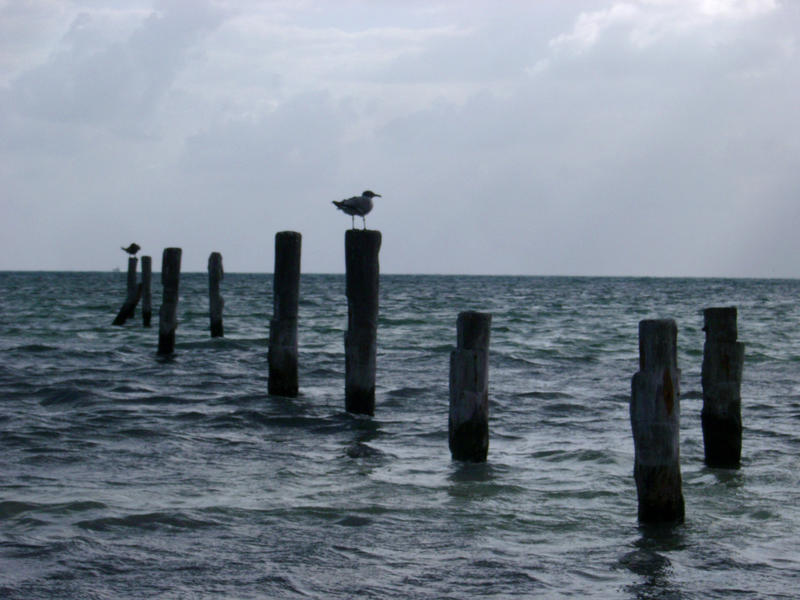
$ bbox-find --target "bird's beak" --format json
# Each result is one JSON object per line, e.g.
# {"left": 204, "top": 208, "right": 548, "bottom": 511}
{"left": 375, "top": 194, "right": 382, "bottom": 197}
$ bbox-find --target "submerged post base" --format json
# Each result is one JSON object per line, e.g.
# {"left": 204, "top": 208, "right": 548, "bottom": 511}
{"left": 701, "top": 412, "right": 742, "bottom": 468}
{"left": 269, "top": 318, "right": 298, "bottom": 397}
{"left": 157, "top": 331, "right": 175, "bottom": 356}
{"left": 449, "top": 414, "right": 489, "bottom": 462}
{"left": 634, "top": 463, "right": 685, "bottom": 523}
{"left": 345, "top": 387, "right": 375, "bottom": 416}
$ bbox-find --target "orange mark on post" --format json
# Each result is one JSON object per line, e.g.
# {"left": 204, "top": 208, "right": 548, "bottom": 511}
{"left": 662, "top": 368, "right": 674, "bottom": 415}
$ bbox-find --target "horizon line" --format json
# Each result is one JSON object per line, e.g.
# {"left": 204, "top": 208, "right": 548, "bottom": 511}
{"left": 0, "top": 269, "right": 798, "bottom": 281}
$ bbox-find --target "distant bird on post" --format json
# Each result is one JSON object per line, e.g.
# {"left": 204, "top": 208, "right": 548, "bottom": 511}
{"left": 122, "top": 243, "right": 141, "bottom": 256}
{"left": 333, "top": 190, "right": 382, "bottom": 230}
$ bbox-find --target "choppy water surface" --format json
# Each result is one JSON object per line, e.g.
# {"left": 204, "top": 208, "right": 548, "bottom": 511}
{"left": 1, "top": 272, "right": 799, "bottom": 598}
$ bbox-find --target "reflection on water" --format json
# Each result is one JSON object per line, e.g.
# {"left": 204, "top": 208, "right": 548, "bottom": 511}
{"left": 622, "top": 524, "right": 686, "bottom": 599}
{"left": 448, "top": 461, "right": 498, "bottom": 484}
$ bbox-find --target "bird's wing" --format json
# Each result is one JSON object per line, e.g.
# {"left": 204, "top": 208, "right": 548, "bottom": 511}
{"left": 344, "top": 196, "right": 370, "bottom": 215}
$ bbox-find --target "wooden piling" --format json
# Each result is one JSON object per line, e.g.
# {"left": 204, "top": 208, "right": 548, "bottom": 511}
{"left": 157, "top": 248, "right": 182, "bottom": 356}
{"left": 268, "top": 232, "right": 301, "bottom": 397}
{"left": 208, "top": 252, "right": 224, "bottom": 338}
{"left": 702, "top": 307, "right": 745, "bottom": 468}
{"left": 142, "top": 256, "right": 152, "bottom": 327}
{"left": 449, "top": 311, "right": 491, "bottom": 462}
{"left": 344, "top": 229, "right": 381, "bottom": 415}
{"left": 630, "top": 319, "right": 684, "bottom": 523}
{"left": 112, "top": 257, "right": 140, "bottom": 326}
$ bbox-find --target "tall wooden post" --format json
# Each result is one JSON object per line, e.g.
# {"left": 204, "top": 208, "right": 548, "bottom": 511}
{"left": 112, "top": 256, "right": 141, "bottom": 326}
{"left": 630, "top": 319, "right": 684, "bottom": 523}
{"left": 268, "top": 232, "right": 301, "bottom": 397}
{"left": 702, "top": 307, "right": 745, "bottom": 468}
{"left": 157, "top": 248, "right": 182, "bottom": 356}
{"left": 141, "top": 256, "right": 152, "bottom": 327}
{"left": 208, "top": 252, "right": 224, "bottom": 338}
{"left": 449, "top": 311, "right": 491, "bottom": 462}
{"left": 126, "top": 256, "right": 137, "bottom": 301}
{"left": 344, "top": 229, "right": 381, "bottom": 415}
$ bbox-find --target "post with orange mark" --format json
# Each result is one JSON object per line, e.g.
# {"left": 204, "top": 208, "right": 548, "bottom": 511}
{"left": 449, "top": 311, "right": 491, "bottom": 462}
{"left": 630, "top": 319, "right": 684, "bottom": 523}
{"left": 702, "top": 307, "right": 744, "bottom": 468}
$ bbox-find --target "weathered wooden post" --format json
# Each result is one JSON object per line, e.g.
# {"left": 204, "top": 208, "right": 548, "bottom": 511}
{"left": 268, "top": 232, "right": 301, "bottom": 397}
{"left": 630, "top": 319, "right": 684, "bottom": 523}
{"left": 112, "top": 256, "right": 141, "bottom": 325}
{"left": 344, "top": 229, "right": 381, "bottom": 415}
{"left": 702, "top": 307, "right": 745, "bottom": 468}
{"left": 449, "top": 311, "right": 491, "bottom": 462}
{"left": 208, "top": 252, "right": 224, "bottom": 337}
{"left": 157, "top": 248, "right": 182, "bottom": 356}
{"left": 141, "top": 256, "right": 152, "bottom": 327}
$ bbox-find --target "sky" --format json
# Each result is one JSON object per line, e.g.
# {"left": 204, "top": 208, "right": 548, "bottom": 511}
{"left": 1, "top": 0, "right": 799, "bottom": 276}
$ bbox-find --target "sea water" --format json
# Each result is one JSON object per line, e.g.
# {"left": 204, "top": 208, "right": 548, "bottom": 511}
{"left": 1, "top": 272, "right": 799, "bottom": 598}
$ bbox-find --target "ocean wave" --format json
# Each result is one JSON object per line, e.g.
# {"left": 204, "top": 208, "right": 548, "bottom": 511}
{"left": 514, "top": 390, "right": 575, "bottom": 400}
{"left": 0, "top": 500, "right": 107, "bottom": 519}
{"left": 9, "top": 344, "right": 58, "bottom": 353}
{"left": 75, "top": 511, "right": 219, "bottom": 532}
{"left": 175, "top": 338, "right": 253, "bottom": 351}
{"left": 208, "top": 409, "right": 341, "bottom": 433}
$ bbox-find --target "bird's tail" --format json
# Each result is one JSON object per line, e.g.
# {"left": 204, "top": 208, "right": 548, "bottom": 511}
{"left": 332, "top": 200, "right": 343, "bottom": 209}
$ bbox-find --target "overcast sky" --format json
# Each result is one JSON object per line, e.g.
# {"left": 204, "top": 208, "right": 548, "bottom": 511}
{"left": 2, "top": 0, "right": 798, "bottom": 276}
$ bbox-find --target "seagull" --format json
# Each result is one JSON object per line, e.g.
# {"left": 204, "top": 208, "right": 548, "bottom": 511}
{"left": 332, "top": 190, "right": 382, "bottom": 230}
{"left": 121, "top": 243, "right": 141, "bottom": 256}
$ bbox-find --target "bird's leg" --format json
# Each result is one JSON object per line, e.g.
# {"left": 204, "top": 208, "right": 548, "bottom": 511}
{"left": 351, "top": 215, "right": 355, "bottom": 229}
{"left": 362, "top": 216, "right": 367, "bottom": 230}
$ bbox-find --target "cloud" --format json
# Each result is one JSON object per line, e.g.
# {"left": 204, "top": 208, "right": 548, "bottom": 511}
{"left": 9, "top": 0, "right": 223, "bottom": 129}
{"left": 550, "top": 0, "right": 778, "bottom": 52}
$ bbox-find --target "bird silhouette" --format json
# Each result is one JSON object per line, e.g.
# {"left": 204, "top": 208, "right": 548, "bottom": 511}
{"left": 121, "top": 243, "right": 140, "bottom": 256}
{"left": 332, "top": 191, "right": 382, "bottom": 229}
